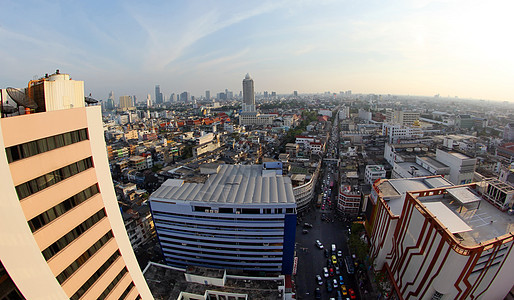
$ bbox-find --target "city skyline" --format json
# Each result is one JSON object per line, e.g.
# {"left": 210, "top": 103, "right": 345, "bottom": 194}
{"left": 1, "top": 0, "right": 514, "bottom": 102}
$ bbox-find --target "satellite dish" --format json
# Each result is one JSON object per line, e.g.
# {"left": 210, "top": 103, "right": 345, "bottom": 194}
{"left": 85, "top": 93, "right": 98, "bottom": 105}
{"left": 1, "top": 104, "right": 18, "bottom": 114}
{"left": 6, "top": 87, "right": 38, "bottom": 109}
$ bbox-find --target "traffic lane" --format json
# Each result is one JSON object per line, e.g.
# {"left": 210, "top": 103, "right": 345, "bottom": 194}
{"left": 295, "top": 210, "right": 325, "bottom": 298}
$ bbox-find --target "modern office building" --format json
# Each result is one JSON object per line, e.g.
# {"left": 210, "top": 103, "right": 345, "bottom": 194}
{"left": 154, "top": 85, "right": 163, "bottom": 104}
{"left": 242, "top": 73, "right": 255, "bottom": 112}
{"left": 205, "top": 90, "right": 210, "bottom": 100}
{"left": 145, "top": 94, "right": 151, "bottom": 108}
{"left": 0, "top": 72, "right": 152, "bottom": 299}
{"left": 366, "top": 176, "right": 514, "bottom": 300}
{"left": 149, "top": 164, "right": 297, "bottom": 275}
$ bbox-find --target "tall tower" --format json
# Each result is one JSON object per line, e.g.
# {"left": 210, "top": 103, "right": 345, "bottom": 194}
{"left": 0, "top": 72, "right": 152, "bottom": 299}
{"left": 205, "top": 90, "right": 210, "bottom": 100}
{"left": 242, "top": 73, "right": 255, "bottom": 112}
{"left": 146, "top": 94, "right": 152, "bottom": 108}
{"left": 154, "top": 85, "right": 162, "bottom": 104}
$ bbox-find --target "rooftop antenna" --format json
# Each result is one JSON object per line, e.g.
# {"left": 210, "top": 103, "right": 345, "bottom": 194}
{"left": 6, "top": 87, "right": 38, "bottom": 114}
{"left": 85, "top": 93, "right": 98, "bottom": 106}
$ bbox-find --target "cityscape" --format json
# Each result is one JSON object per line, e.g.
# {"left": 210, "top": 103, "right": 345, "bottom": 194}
{"left": 1, "top": 1, "right": 514, "bottom": 300}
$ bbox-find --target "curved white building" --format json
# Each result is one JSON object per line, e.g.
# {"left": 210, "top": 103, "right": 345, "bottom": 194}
{"left": 0, "top": 73, "right": 152, "bottom": 299}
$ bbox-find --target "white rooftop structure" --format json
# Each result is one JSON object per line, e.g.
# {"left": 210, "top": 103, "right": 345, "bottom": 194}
{"left": 446, "top": 186, "right": 482, "bottom": 205}
{"left": 423, "top": 202, "right": 472, "bottom": 234}
{"left": 151, "top": 164, "right": 296, "bottom": 205}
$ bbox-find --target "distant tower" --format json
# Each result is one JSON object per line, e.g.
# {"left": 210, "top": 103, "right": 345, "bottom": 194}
{"left": 205, "top": 90, "right": 210, "bottom": 100}
{"left": 242, "top": 73, "right": 255, "bottom": 112}
{"left": 107, "top": 91, "right": 115, "bottom": 109}
{"left": 146, "top": 94, "right": 152, "bottom": 107}
{"left": 155, "top": 85, "right": 163, "bottom": 104}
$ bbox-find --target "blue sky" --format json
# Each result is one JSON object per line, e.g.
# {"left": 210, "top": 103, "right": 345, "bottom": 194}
{"left": 1, "top": 0, "right": 513, "bottom": 101}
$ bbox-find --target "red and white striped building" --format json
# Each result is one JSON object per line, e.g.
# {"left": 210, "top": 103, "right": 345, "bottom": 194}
{"left": 366, "top": 176, "right": 514, "bottom": 300}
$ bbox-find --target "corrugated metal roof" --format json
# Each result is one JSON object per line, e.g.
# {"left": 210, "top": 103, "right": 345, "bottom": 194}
{"left": 150, "top": 165, "right": 296, "bottom": 205}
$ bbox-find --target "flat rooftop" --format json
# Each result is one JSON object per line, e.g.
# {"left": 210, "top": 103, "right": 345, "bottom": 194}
{"left": 448, "top": 151, "right": 471, "bottom": 160}
{"left": 395, "top": 162, "right": 432, "bottom": 177}
{"left": 418, "top": 156, "right": 449, "bottom": 169}
{"left": 375, "top": 178, "right": 514, "bottom": 246}
{"left": 419, "top": 188, "right": 514, "bottom": 246}
{"left": 151, "top": 164, "right": 296, "bottom": 205}
{"left": 144, "top": 263, "right": 283, "bottom": 300}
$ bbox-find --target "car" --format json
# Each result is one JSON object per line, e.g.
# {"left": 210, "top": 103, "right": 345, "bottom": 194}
{"left": 326, "top": 280, "right": 333, "bottom": 292}
{"left": 323, "top": 267, "right": 329, "bottom": 278}
{"left": 337, "top": 250, "right": 343, "bottom": 257}
{"left": 303, "top": 222, "right": 313, "bottom": 228}
{"left": 348, "top": 288, "right": 356, "bottom": 299}
{"left": 338, "top": 275, "right": 344, "bottom": 285}
{"left": 332, "top": 255, "right": 338, "bottom": 265}
{"left": 333, "top": 278, "right": 339, "bottom": 288}
{"left": 316, "top": 275, "right": 323, "bottom": 285}
{"left": 329, "top": 267, "right": 334, "bottom": 276}
{"left": 336, "top": 290, "right": 343, "bottom": 300}
{"left": 335, "top": 266, "right": 340, "bottom": 275}
{"left": 316, "top": 240, "right": 324, "bottom": 249}
{"left": 315, "top": 287, "right": 321, "bottom": 299}
{"left": 341, "top": 285, "right": 347, "bottom": 296}
{"left": 302, "top": 229, "right": 309, "bottom": 234}
{"left": 331, "top": 244, "right": 336, "bottom": 253}
{"left": 324, "top": 248, "right": 329, "bottom": 257}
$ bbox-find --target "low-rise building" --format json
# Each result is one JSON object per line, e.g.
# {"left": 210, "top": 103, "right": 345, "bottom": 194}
{"left": 364, "top": 165, "right": 386, "bottom": 185}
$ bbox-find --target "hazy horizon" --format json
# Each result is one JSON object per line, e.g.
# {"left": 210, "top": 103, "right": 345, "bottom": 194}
{"left": 1, "top": 0, "right": 513, "bottom": 102}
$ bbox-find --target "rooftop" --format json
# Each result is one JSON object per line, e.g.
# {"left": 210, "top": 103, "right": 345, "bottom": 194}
{"left": 150, "top": 164, "right": 296, "bottom": 205}
{"left": 417, "top": 156, "right": 449, "bottom": 169}
{"left": 374, "top": 177, "right": 514, "bottom": 246}
{"left": 144, "top": 263, "right": 283, "bottom": 300}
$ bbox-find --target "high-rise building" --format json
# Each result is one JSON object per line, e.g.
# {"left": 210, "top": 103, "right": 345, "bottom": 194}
{"left": 293, "top": 91, "right": 298, "bottom": 97}
{"left": 119, "top": 95, "right": 133, "bottom": 110}
{"left": 242, "top": 73, "right": 255, "bottom": 112}
{"left": 205, "top": 90, "right": 210, "bottom": 100}
{"left": 106, "top": 91, "right": 115, "bottom": 110}
{"left": 149, "top": 165, "right": 297, "bottom": 275}
{"left": 155, "top": 85, "right": 163, "bottom": 104}
{"left": 0, "top": 72, "right": 152, "bottom": 299}
{"left": 179, "top": 91, "right": 189, "bottom": 102}
{"left": 146, "top": 94, "right": 152, "bottom": 108}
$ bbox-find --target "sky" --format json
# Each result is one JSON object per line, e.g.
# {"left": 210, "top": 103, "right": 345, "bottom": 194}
{"left": 1, "top": 0, "right": 514, "bottom": 102}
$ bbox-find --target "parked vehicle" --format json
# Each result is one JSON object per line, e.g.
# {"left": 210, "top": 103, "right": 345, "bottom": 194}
{"left": 323, "top": 267, "right": 329, "bottom": 278}
{"left": 348, "top": 288, "right": 356, "bottom": 299}
{"left": 315, "top": 287, "right": 321, "bottom": 299}
{"left": 316, "top": 275, "right": 323, "bottom": 285}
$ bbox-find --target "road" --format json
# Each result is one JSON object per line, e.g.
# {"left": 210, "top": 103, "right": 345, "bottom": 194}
{"left": 294, "top": 206, "right": 359, "bottom": 299}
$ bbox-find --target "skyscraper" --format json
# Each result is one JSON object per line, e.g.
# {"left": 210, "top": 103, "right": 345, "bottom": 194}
{"left": 0, "top": 72, "right": 152, "bottom": 299}
{"left": 205, "top": 90, "right": 210, "bottom": 100}
{"left": 242, "top": 73, "right": 255, "bottom": 111}
{"left": 119, "top": 95, "right": 133, "bottom": 110}
{"left": 146, "top": 93, "right": 152, "bottom": 108}
{"left": 179, "top": 91, "right": 189, "bottom": 102}
{"left": 155, "top": 85, "right": 163, "bottom": 104}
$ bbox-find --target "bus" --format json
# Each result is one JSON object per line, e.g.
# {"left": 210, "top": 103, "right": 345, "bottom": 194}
{"left": 330, "top": 181, "right": 334, "bottom": 188}
{"left": 344, "top": 256, "right": 354, "bottom": 274}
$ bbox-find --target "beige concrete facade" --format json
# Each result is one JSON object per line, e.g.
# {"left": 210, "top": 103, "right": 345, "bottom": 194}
{"left": 0, "top": 97, "right": 152, "bottom": 299}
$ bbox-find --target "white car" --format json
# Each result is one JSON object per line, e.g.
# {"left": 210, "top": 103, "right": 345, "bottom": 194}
{"left": 323, "top": 267, "right": 329, "bottom": 278}
{"left": 316, "top": 240, "right": 324, "bottom": 249}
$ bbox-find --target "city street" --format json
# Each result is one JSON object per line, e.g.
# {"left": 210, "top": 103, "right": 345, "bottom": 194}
{"left": 294, "top": 206, "right": 359, "bottom": 299}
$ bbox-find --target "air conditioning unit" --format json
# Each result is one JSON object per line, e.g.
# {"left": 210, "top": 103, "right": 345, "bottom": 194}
{"left": 236, "top": 211, "right": 241, "bottom": 214}
{"left": 209, "top": 210, "right": 214, "bottom": 213}
{"left": 264, "top": 243, "right": 269, "bottom": 246}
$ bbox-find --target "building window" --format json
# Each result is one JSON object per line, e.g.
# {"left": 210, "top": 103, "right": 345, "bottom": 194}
{"left": 6, "top": 128, "right": 89, "bottom": 163}
{"left": 56, "top": 231, "right": 114, "bottom": 284}
{"left": 42, "top": 209, "right": 106, "bottom": 261}
{"left": 15, "top": 157, "right": 93, "bottom": 200}
{"left": 97, "top": 267, "right": 128, "bottom": 300}
{"left": 28, "top": 184, "right": 99, "bottom": 232}
{"left": 118, "top": 282, "right": 135, "bottom": 300}
{"left": 70, "top": 251, "right": 121, "bottom": 300}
